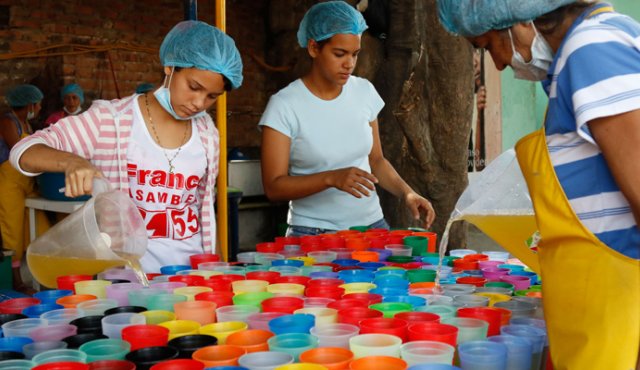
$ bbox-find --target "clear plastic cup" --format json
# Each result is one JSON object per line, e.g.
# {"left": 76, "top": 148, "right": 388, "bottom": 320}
{"left": 30, "top": 324, "right": 77, "bottom": 342}
{"left": 420, "top": 295, "right": 454, "bottom": 306}
{"left": 441, "top": 317, "right": 488, "bottom": 344}
{"left": 22, "top": 341, "right": 68, "bottom": 359}
{"left": 385, "top": 244, "right": 414, "bottom": 257}
{"left": 216, "top": 304, "right": 260, "bottom": 323}
{"left": 147, "top": 294, "right": 187, "bottom": 312}
{"left": 307, "top": 251, "right": 338, "bottom": 264}
{"left": 255, "top": 253, "right": 285, "bottom": 266}
{"left": 140, "top": 310, "right": 176, "bottom": 325}
{"left": 127, "top": 288, "right": 164, "bottom": 308}
{"left": 76, "top": 299, "right": 118, "bottom": 316}
{"left": 79, "top": 338, "right": 130, "bottom": 362}
{"left": 32, "top": 349, "right": 88, "bottom": 365}
{"left": 173, "top": 301, "right": 216, "bottom": 325}
{"left": 349, "top": 333, "right": 402, "bottom": 359}
{"left": 294, "top": 308, "right": 337, "bottom": 327}
{"left": 106, "top": 283, "right": 143, "bottom": 306}
{"left": 173, "top": 287, "right": 212, "bottom": 302}
{"left": 237, "top": 252, "right": 258, "bottom": 264}
{"left": 74, "top": 280, "right": 112, "bottom": 299}
{"left": 40, "top": 309, "right": 82, "bottom": 325}
{"left": 452, "top": 294, "right": 489, "bottom": 308}
{"left": 501, "top": 324, "right": 547, "bottom": 370}
{"left": 198, "top": 261, "right": 230, "bottom": 270}
{"left": 101, "top": 313, "right": 146, "bottom": 339}
{"left": 267, "top": 333, "right": 318, "bottom": 362}
{"left": 157, "top": 320, "right": 201, "bottom": 340}
{"left": 493, "top": 300, "right": 536, "bottom": 319}
{"left": 199, "top": 321, "right": 248, "bottom": 344}
{"left": 488, "top": 335, "right": 533, "bottom": 370}
{"left": 458, "top": 340, "right": 508, "bottom": 370}
{"left": 1, "top": 318, "right": 48, "bottom": 338}
{"left": 484, "top": 251, "right": 509, "bottom": 262}
{"left": 270, "top": 266, "right": 303, "bottom": 276}
{"left": 0, "top": 360, "right": 36, "bottom": 369}
{"left": 400, "top": 341, "right": 455, "bottom": 366}
{"left": 247, "top": 312, "right": 288, "bottom": 331}
{"left": 309, "top": 323, "right": 359, "bottom": 349}
{"left": 238, "top": 350, "right": 294, "bottom": 370}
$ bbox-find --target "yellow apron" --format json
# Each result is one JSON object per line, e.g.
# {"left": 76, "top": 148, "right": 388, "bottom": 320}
{"left": 515, "top": 128, "right": 640, "bottom": 369}
{"left": 0, "top": 130, "right": 49, "bottom": 264}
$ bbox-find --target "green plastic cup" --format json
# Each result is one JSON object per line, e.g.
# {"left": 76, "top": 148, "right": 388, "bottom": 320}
{"left": 386, "top": 256, "right": 414, "bottom": 264}
{"left": 403, "top": 236, "right": 428, "bottom": 257}
{"left": 349, "top": 226, "right": 369, "bottom": 232}
{"left": 369, "top": 302, "right": 412, "bottom": 319}
{"left": 485, "top": 282, "right": 515, "bottom": 291}
{"left": 416, "top": 305, "right": 457, "bottom": 320}
{"left": 147, "top": 294, "right": 187, "bottom": 312}
{"left": 406, "top": 269, "right": 436, "bottom": 283}
{"left": 79, "top": 338, "right": 130, "bottom": 362}
{"left": 232, "top": 292, "right": 275, "bottom": 308}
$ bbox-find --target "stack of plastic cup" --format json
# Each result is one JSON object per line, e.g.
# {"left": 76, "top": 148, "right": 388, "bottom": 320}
{"left": 400, "top": 341, "right": 455, "bottom": 366}
{"left": 216, "top": 305, "right": 260, "bottom": 323}
{"left": 199, "top": 321, "right": 248, "bottom": 344}
{"left": 457, "top": 340, "right": 508, "bottom": 370}
{"left": 349, "top": 333, "right": 402, "bottom": 359}
{"left": 226, "top": 329, "right": 274, "bottom": 353}
{"left": 79, "top": 338, "right": 130, "bottom": 362}
{"left": 238, "top": 351, "right": 294, "bottom": 369}
{"left": 101, "top": 313, "right": 146, "bottom": 339}
{"left": 268, "top": 333, "right": 318, "bottom": 362}
{"left": 488, "top": 335, "right": 533, "bottom": 370}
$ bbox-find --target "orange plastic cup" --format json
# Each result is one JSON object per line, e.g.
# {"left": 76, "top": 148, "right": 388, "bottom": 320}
{"left": 488, "top": 307, "right": 512, "bottom": 326}
{"left": 56, "top": 294, "right": 97, "bottom": 308}
{"left": 412, "top": 232, "right": 437, "bottom": 253}
{"left": 345, "top": 238, "right": 370, "bottom": 251}
{"left": 350, "top": 251, "right": 378, "bottom": 263}
{"left": 348, "top": 356, "right": 406, "bottom": 370}
{"left": 300, "top": 347, "right": 353, "bottom": 370}
{"left": 192, "top": 344, "right": 246, "bottom": 367}
{"left": 225, "top": 329, "right": 274, "bottom": 353}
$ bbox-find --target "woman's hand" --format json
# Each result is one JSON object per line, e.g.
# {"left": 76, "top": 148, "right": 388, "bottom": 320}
{"left": 326, "top": 167, "right": 379, "bottom": 198}
{"left": 64, "top": 156, "right": 104, "bottom": 197}
{"left": 404, "top": 191, "right": 436, "bottom": 229}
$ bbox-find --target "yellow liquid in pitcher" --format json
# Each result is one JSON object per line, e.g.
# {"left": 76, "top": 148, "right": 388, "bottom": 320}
{"left": 27, "top": 253, "right": 125, "bottom": 288}
{"left": 461, "top": 213, "right": 537, "bottom": 251}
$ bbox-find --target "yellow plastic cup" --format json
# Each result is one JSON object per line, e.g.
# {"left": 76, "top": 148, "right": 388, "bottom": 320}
{"left": 74, "top": 280, "right": 112, "bottom": 299}
{"left": 340, "top": 283, "right": 376, "bottom": 295}
{"left": 274, "top": 364, "right": 328, "bottom": 370}
{"left": 173, "top": 286, "right": 213, "bottom": 301}
{"left": 294, "top": 307, "right": 338, "bottom": 327}
{"left": 288, "top": 256, "right": 315, "bottom": 266}
{"left": 474, "top": 292, "right": 511, "bottom": 307}
{"left": 141, "top": 310, "right": 176, "bottom": 325}
{"left": 189, "top": 270, "right": 223, "bottom": 278}
{"left": 199, "top": 321, "right": 248, "bottom": 344}
{"left": 158, "top": 319, "right": 201, "bottom": 340}
{"left": 267, "top": 283, "right": 306, "bottom": 297}
{"left": 232, "top": 280, "right": 269, "bottom": 294}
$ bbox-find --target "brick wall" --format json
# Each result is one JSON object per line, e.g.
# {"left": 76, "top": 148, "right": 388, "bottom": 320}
{"left": 0, "top": 0, "right": 268, "bottom": 147}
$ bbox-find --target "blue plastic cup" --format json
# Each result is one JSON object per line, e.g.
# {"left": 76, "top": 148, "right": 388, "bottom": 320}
{"left": 21, "top": 304, "right": 63, "bottom": 318}
{"left": 271, "top": 259, "right": 304, "bottom": 268}
{"left": 0, "top": 337, "right": 33, "bottom": 352}
{"left": 383, "top": 295, "right": 426, "bottom": 309}
{"left": 33, "top": 290, "right": 73, "bottom": 305}
{"left": 160, "top": 265, "right": 192, "bottom": 275}
{"left": 369, "top": 287, "right": 408, "bottom": 297}
{"left": 488, "top": 335, "right": 533, "bottom": 370}
{"left": 375, "top": 269, "right": 407, "bottom": 279}
{"left": 458, "top": 340, "right": 508, "bottom": 370}
{"left": 268, "top": 314, "right": 315, "bottom": 335}
{"left": 267, "top": 333, "right": 318, "bottom": 362}
{"left": 357, "top": 262, "right": 386, "bottom": 271}
{"left": 501, "top": 324, "right": 547, "bottom": 370}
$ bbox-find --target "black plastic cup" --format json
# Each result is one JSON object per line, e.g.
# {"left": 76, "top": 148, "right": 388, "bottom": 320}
{"left": 70, "top": 315, "right": 104, "bottom": 334}
{"left": 104, "top": 306, "right": 147, "bottom": 316}
{"left": 62, "top": 333, "right": 108, "bottom": 349}
{"left": 0, "top": 313, "right": 28, "bottom": 326}
{"left": 167, "top": 334, "right": 218, "bottom": 359}
{"left": 232, "top": 262, "right": 260, "bottom": 267}
{"left": 0, "top": 351, "right": 25, "bottom": 360}
{"left": 125, "top": 346, "right": 180, "bottom": 370}
{"left": 105, "top": 279, "right": 132, "bottom": 284}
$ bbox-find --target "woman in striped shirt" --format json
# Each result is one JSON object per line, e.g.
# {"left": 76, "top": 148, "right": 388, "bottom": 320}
{"left": 10, "top": 20, "right": 243, "bottom": 273}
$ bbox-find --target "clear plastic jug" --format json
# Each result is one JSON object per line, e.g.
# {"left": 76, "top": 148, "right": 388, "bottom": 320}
{"left": 27, "top": 178, "right": 148, "bottom": 287}
{"left": 451, "top": 149, "right": 540, "bottom": 272}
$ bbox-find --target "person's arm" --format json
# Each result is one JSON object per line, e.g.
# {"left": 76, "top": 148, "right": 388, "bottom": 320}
{"left": 0, "top": 116, "right": 22, "bottom": 149}
{"left": 368, "top": 119, "right": 436, "bottom": 228}
{"left": 260, "top": 126, "right": 379, "bottom": 201}
{"left": 589, "top": 109, "right": 640, "bottom": 225}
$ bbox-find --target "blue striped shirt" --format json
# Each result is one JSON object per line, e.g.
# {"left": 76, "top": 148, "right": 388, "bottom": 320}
{"left": 543, "top": 3, "right": 640, "bottom": 259}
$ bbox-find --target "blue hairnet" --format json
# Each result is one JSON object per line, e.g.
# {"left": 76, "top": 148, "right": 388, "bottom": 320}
{"left": 297, "top": 1, "right": 368, "bottom": 48}
{"left": 160, "top": 20, "right": 243, "bottom": 89}
{"left": 135, "top": 83, "right": 155, "bottom": 94}
{"left": 6, "top": 84, "right": 43, "bottom": 108}
{"left": 438, "top": 0, "right": 578, "bottom": 36}
{"left": 61, "top": 83, "right": 84, "bottom": 104}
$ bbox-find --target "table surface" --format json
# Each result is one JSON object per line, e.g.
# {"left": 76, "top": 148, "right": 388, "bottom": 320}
{"left": 25, "top": 197, "right": 86, "bottom": 213}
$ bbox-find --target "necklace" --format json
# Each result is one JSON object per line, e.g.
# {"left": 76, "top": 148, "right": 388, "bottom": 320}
{"left": 144, "top": 93, "right": 189, "bottom": 174}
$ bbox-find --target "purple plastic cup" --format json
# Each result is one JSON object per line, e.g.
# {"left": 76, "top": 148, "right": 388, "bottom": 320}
{"left": 106, "top": 283, "right": 144, "bottom": 307}
{"left": 29, "top": 324, "right": 77, "bottom": 342}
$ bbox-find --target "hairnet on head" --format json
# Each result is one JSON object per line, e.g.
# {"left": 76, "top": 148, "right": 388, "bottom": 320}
{"left": 135, "top": 83, "right": 155, "bottom": 94}
{"left": 61, "top": 83, "right": 84, "bottom": 104}
{"left": 438, "top": 0, "right": 578, "bottom": 37}
{"left": 6, "top": 84, "right": 43, "bottom": 108}
{"left": 160, "top": 20, "right": 243, "bottom": 89}
{"left": 297, "top": 1, "right": 368, "bottom": 48}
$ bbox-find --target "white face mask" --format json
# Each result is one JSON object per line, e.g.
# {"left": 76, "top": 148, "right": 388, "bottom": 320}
{"left": 27, "top": 110, "right": 35, "bottom": 120}
{"left": 63, "top": 106, "right": 82, "bottom": 115}
{"left": 509, "top": 24, "right": 554, "bottom": 81}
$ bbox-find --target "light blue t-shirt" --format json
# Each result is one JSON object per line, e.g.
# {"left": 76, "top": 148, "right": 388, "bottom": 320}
{"left": 543, "top": 3, "right": 640, "bottom": 259}
{"left": 259, "top": 76, "right": 385, "bottom": 230}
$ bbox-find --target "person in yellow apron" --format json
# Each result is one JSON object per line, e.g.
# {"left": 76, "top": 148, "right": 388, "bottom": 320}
{"left": 438, "top": 1, "right": 640, "bottom": 369}
{"left": 0, "top": 84, "right": 49, "bottom": 293}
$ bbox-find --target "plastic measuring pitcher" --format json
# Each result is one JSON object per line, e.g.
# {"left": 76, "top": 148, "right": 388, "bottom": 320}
{"left": 27, "top": 178, "right": 148, "bottom": 288}
{"left": 450, "top": 149, "right": 539, "bottom": 272}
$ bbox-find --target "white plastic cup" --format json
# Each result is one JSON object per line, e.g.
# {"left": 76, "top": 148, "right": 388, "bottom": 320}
{"left": 310, "top": 323, "right": 359, "bottom": 349}
{"left": 349, "top": 333, "right": 402, "bottom": 359}
{"left": 101, "top": 312, "right": 146, "bottom": 339}
{"left": 400, "top": 340, "right": 455, "bottom": 366}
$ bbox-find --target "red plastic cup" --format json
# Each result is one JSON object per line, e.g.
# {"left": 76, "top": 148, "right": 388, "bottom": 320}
{"left": 488, "top": 307, "right": 512, "bottom": 326}
{"left": 463, "top": 253, "right": 489, "bottom": 262}
{"left": 0, "top": 297, "right": 41, "bottom": 314}
{"left": 359, "top": 318, "right": 409, "bottom": 342}
{"left": 456, "top": 276, "right": 487, "bottom": 287}
{"left": 342, "top": 293, "right": 383, "bottom": 305}
{"left": 189, "top": 253, "right": 220, "bottom": 269}
{"left": 389, "top": 230, "right": 413, "bottom": 236}
{"left": 307, "top": 278, "right": 345, "bottom": 289}
{"left": 261, "top": 297, "right": 305, "bottom": 314}
{"left": 407, "top": 322, "right": 458, "bottom": 347}
{"left": 56, "top": 275, "right": 93, "bottom": 293}
{"left": 337, "top": 307, "right": 383, "bottom": 326}
{"left": 275, "top": 275, "right": 311, "bottom": 286}
{"left": 394, "top": 311, "right": 440, "bottom": 324}
{"left": 305, "top": 286, "right": 345, "bottom": 300}
{"left": 33, "top": 363, "right": 89, "bottom": 370}
{"left": 275, "top": 236, "right": 300, "bottom": 248}
{"left": 199, "top": 279, "right": 232, "bottom": 292}
{"left": 349, "top": 356, "right": 407, "bottom": 370}
{"left": 345, "top": 238, "right": 370, "bottom": 251}
{"left": 327, "top": 299, "right": 369, "bottom": 311}
{"left": 412, "top": 231, "right": 438, "bottom": 253}
{"left": 169, "top": 275, "right": 206, "bottom": 287}
{"left": 246, "top": 271, "right": 281, "bottom": 284}
{"left": 386, "top": 235, "right": 406, "bottom": 245}
{"left": 457, "top": 307, "right": 502, "bottom": 337}
{"left": 398, "top": 262, "right": 423, "bottom": 270}
{"left": 321, "top": 236, "right": 346, "bottom": 249}
{"left": 122, "top": 324, "right": 170, "bottom": 351}
{"left": 88, "top": 360, "right": 136, "bottom": 370}
{"left": 195, "top": 291, "right": 234, "bottom": 307}
{"left": 150, "top": 359, "right": 205, "bottom": 370}
{"left": 256, "top": 242, "right": 282, "bottom": 253}
{"left": 453, "top": 259, "right": 479, "bottom": 270}
{"left": 147, "top": 273, "right": 162, "bottom": 281}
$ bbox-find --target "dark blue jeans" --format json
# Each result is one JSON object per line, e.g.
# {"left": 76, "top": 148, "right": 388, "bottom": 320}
{"left": 286, "top": 218, "right": 390, "bottom": 237}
